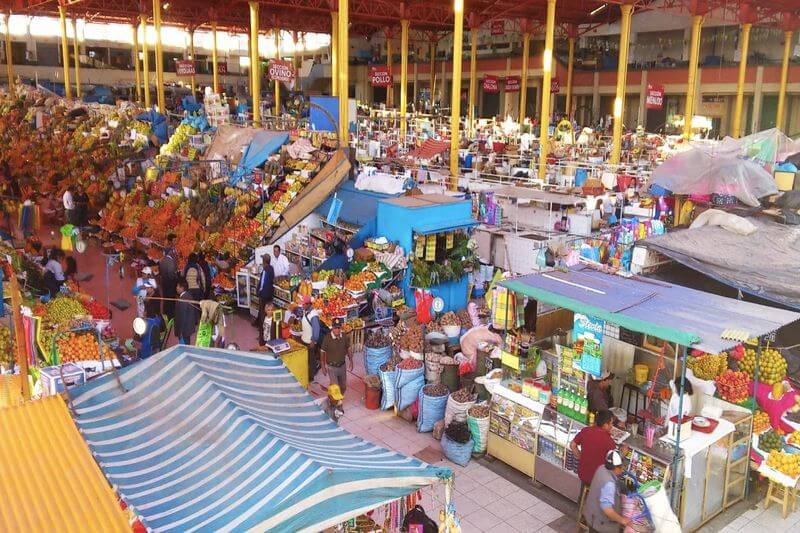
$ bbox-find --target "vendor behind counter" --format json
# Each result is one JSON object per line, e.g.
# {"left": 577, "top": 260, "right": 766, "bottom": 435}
{"left": 588, "top": 370, "right": 615, "bottom": 414}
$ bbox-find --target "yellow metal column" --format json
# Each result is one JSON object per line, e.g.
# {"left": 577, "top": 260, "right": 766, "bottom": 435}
{"left": 141, "top": 14, "right": 151, "bottom": 108}
{"left": 58, "top": 5, "right": 72, "bottom": 99}
{"left": 429, "top": 41, "right": 436, "bottom": 108}
{"left": 249, "top": 1, "right": 260, "bottom": 125}
{"left": 386, "top": 31, "right": 394, "bottom": 107}
{"left": 518, "top": 31, "right": 530, "bottom": 124}
{"left": 274, "top": 28, "right": 280, "bottom": 116}
{"left": 468, "top": 25, "right": 478, "bottom": 135}
{"left": 153, "top": 0, "right": 165, "bottom": 112}
{"left": 338, "top": 0, "right": 348, "bottom": 142}
{"left": 211, "top": 21, "right": 219, "bottom": 94}
{"left": 776, "top": 29, "right": 793, "bottom": 132}
{"left": 4, "top": 13, "right": 13, "bottom": 87}
{"left": 188, "top": 29, "right": 196, "bottom": 97}
{"left": 732, "top": 23, "right": 751, "bottom": 138}
{"left": 400, "top": 19, "right": 409, "bottom": 143}
{"left": 610, "top": 3, "right": 633, "bottom": 165}
{"left": 331, "top": 11, "right": 338, "bottom": 96}
{"left": 683, "top": 14, "right": 703, "bottom": 138}
{"left": 449, "top": 0, "right": 465, "bottom": 189}
{"left": 133, "top": 23, "right": 142, "bottom": 102}
{"left": 537, "top": 0, "right": 556, "bottom": 180}
{"left": 565, "top": 35, "right": 575, "bottom": 118}
{"left": 72, "top": 18, "right": 81, "bottom": 97}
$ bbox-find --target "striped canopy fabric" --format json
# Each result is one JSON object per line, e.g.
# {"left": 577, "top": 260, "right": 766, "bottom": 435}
{"left": 69, "top": 346, "right": 451, "bottom": 532}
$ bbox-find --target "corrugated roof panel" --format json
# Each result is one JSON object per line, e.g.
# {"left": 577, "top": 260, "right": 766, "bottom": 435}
{"left": 0, "top": 395, "right": 130, "bottom": 532}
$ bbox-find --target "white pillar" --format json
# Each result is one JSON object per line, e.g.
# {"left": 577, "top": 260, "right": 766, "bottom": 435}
{"left": 592, "top": 71, "right": 600, "bottom": 119}
{"left": 750, "top": 65, "right": 764, "bottom": 134}
{"left": 637, "top": 70, "right": 648, "bottom": 126}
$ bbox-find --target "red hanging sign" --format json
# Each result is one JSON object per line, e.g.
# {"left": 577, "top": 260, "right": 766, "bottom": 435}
{"left": 505, "top": 76, "right": 521, "bottom": 92}
{"left": 550, "top": 77, "right": 560, "bottom": 94}
{"left": 175, "top": 60, "right": 196, "bottom": 76}
{"left": 369, "top": 66, "right": 393, "bottom": 87}
{"left": 268, "top": 59, "right": 296, "bottom": 85}
{"left": 482, "top": 75, "right": 499, "bottom": 94}
{"left": 491, "top": 20, "right": 505, "bottom": 36}
{"left": 646, "top": 83, "right": 664, "bottom": 110}
{"left": 217, "top": 62, "right": 228, "bottom": 75}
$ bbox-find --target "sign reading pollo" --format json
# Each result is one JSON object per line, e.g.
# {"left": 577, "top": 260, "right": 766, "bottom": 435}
{"left": 645, "top": 83, "right": 664, "bottom": 110}
{"left": 369, "top": 66, "right": 393, "bottom": 87}
{"left": 482, "top": 75, "right": 499, "bottom": 94}
{"left": 505, "top": 76, "right": 521, "bottom": 92}
{"left": 268, "top": 59, "right": 296, "bottom": 85}
{"left": 176, "top": 60, "right": 195, "bottom": 76}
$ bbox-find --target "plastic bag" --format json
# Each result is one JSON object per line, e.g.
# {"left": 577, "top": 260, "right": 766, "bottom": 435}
{"left": 379, "top": 369, "right": 397, "bottom": 410}
{"left": 415, "top": 289, "right": 433, "bottom": 324}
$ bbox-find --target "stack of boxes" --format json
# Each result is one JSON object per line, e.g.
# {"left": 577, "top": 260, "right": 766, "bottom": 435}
{"left": 203, "top": 88, "right": 230, "bottom": 128}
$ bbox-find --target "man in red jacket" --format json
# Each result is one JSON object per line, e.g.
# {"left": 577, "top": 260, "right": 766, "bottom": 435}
{"left": 570, "top": 409, "right": 617, "bottom": 488}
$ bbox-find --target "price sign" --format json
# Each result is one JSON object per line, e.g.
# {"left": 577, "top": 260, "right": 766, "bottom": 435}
{"left": 446, "top": 232, "right": 454, "bottom": 249}
{"left": 425, "top": 234, "right": 437, "bottom": 261}
{"left": 415, "top": 236, "right": 425, "bottom": 258}
{"left": 369, "top": 66, "right": 393, "bottom": 87}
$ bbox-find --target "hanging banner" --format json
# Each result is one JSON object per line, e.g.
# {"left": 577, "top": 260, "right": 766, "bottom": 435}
{"left": 175, "top": 60, "right": 196, "bottom": 76}
{"left": 573, "top": 313, "right": 604, "bottom": 377}
{"left": 482, "top": 75, "right": 500, "bottom": 94}
{"left": 268, "top": 59, "right": 296, "bottom": 87}
{"left": 217, "top": 62, "right": 228, "bottom": 75}
{"left": 369, "top": 66, "right": 393, "bottom": 87}
{"left": 645, "top": 83, "right": 664, "bottom": 110}
{"left": 491, "top": 20, "right": 505, "bottom": 36}
{"left": 550, "top": 77, "right": 560, "bottom": 94}
{"left": 505, "top": 76, "right": 521, "bottom": 92}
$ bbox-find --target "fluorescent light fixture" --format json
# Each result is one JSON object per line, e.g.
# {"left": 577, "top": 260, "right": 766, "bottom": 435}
{"left": 590, "top": 4, "right": 607, "bottom": 16}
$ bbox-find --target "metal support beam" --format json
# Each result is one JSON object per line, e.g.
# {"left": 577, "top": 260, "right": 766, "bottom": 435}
{"left": 338, "top": 0, "right": 349, "bottom": 143}
{"left": 331, "top": 11, "right": 338, "bottom": 97}
{"left": 468, "top": 24, "right": 478, "bottom": 135}
{"left": 188, "top": 29, "right": 196, "bottom": 97}
{"left": 132, "top": 23, "right": 142, "bottom": 102}
{"left": 386, "top": 29, "right": 393, "bottom": 107}
{"left": 141, "top": 14, "right": 150, "bottom": 108}
{"left": 429, "top": 41, "right": 436, "bottom": 109}
{"left": 153, "top": 0, "right": 165, "bottom": 112}
{"left": 683, "top": 14, "right": 703, "bottom": 138}
{"left": 565, "top": 36, "right": 575, "bottom": 118}
{"left": 732, "top": 23, "right": 751, "bottom": 138}
{"left": 518, "top": 31, "right": 530, "bottom": 124}
{"left": 400, "top": 19, "right": 409, "bottom": 143}
{"left": 72, "top": 18, "right": 81, "bottom": 98}
{"left": 776, "top": 30, "right": 792, "bottom": 132}
{"left": 610, "top": 3, "right": 633, "bottom": 165}
{"left": 4, "top": 12, "right": 13, "bottom": 88}
{"left": 211, "top": 21, "right": 219, "bottom": 94}
{"left": 537, "top": 0, "right": 556, "bottom": 180}
{"left": 449, "top": 0, "right": 464, "bottom": 190}
{"left": 274, "top": 28, "right": 280, "bottom": 116}
{"left": 249, "top": 1, "right": 260, "bottom": 125}
{"left": 58, "top": 4, "right": 72, "bottom": 99}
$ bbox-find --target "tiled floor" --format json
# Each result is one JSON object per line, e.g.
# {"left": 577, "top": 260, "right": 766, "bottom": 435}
{"left": 32, "top": 222, "right": 800, "bottom": 533}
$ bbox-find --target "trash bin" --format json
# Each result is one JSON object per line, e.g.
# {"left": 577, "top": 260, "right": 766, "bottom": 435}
{"left": 364, "top": 375, "right": 382, "bottom": 410}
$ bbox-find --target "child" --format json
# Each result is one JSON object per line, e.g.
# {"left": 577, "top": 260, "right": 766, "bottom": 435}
{"left": 259, "top": 301, "right": 277, "bottom": 346}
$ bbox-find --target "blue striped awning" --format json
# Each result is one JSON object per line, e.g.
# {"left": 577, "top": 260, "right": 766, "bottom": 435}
{"left": 69, "top": 346, "right": 451, "bottom": 532}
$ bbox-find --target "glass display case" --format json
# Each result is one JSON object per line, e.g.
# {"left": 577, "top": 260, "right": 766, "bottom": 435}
{"left": 487, "top": 384, "right": 545, "bottom": 477}
{"left": 235, "top": 270, "right": 251, "bottom": 309}
{"left": 534, "top": 406, "right": 584, "bottom": 502}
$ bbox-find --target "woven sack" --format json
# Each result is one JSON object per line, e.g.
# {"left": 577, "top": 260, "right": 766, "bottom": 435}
{"left": 379, "top": 368, "right": 397, "bottom": 410}
{"left": 441, "top": 433, "right": 473, "bottom": 466}
{"left": 467, "top": 414, "right": 490, "bottom": 453}
{"left": 417, "top": 387, "right": 448, "bottom": 433}
{"left": 395, "top": 365, "right": 425, "bottom": 411}
{"left": 445, "top": 394, "right": 476, "bottom": 426}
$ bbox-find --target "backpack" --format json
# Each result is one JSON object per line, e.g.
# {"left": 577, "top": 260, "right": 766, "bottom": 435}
{"left": 402, "top": 505, "right": 438, "bottom": 533}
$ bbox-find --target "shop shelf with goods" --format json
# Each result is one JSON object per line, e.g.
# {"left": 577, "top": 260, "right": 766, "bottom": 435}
{"left": 376, "top": 194, "right": 478, "bottom": 313}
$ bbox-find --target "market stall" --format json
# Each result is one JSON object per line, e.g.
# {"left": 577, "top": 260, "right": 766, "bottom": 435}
{"left": 490, "top": 265, "right": 800, "bottom": 530}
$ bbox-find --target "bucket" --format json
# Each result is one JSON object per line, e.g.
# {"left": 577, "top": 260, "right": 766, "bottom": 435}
{"left": 634, "top": 364, "right": 649, "bottom": 385}
{"left": 365, "top": 385, "right": 381, "bottom": 410}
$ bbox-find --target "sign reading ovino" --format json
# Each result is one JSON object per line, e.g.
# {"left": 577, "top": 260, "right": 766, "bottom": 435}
{"left": 482, "top": 75, "right": 499, "bottom": 94}
{"left": 176, "top": 60, "right": 195, "bottom": 76}
{"left": 646, "top": 83, "right": 664, "bottom": 110}
{"left": 505, "top": 76, "right": 521, "bottom": 92}
{"left": 369, "top": 66, "right": 393, "bottom": 87}
{"left": 268, "top": 59, "right": 296, "bottom": 85}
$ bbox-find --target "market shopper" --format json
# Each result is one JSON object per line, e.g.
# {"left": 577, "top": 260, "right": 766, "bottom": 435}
{"left": 320, "top": 317, "right": 353, "bottom": 395}
{"left": 588, "top": 370, "right": 615, "bottom": 414}
{"left": 570, "top": 409, "right": 618, "bottom": 489}
{"left": 62, "top": 185, "right": 75, "bottom": 225}
{"left": 74, "top": 185, "right": 89, "bottom": 226}
{"left": 174, "top": 277, "right": 198, "bottom": 345}
{"left": 583, "top": 450, "right": 632, "bottom": 532}
{"left": 183, "top": 252, "right": 206, "bottom": 301}
{"left": 300, "top": 295, "right": 322, "bottom": 379}
{"left": 197, "top": 252, "right": 213, "bottom": 298}
{"left": 133, "top": 267, "right": 158, "bottom": 318}
{"left": 135, "top": 299, "right": 164, "bottom": 359}
{"left": 159, "top": 234, "right": 178, "bottom": 319}
{"left": 43, "top": 248, "right": 66, "bottom": 297}
{"left": 253, "top": 255, "right": 274, "bottom": 328}
{"left": 271, "top": 245, "right": 290, "bottom": 277}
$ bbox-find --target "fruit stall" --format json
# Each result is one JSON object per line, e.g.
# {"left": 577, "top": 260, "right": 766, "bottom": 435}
{"left": 492, "top": 266, "right": 800, "bottom": 531}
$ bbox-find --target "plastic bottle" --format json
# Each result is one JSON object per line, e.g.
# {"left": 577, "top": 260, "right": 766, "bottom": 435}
{"left": 578, "top": 396, "right": 588, "bottom": 423}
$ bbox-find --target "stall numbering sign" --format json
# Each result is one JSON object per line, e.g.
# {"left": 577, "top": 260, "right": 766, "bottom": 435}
{"left": 483, "top": 75, "right": 500, "bottom": 94}
{"left": 505, "top": 76, "right": 521, "bottom": 92}
{"left": 369, "top": 66, "right": 393, "bottom": 87}
{"left": 646, "top": 84, "right": 664, "bottom": 110}
{"left": 176, "top": 60, "right": 196, "bottom": 76}
{"left": 268, "top": 59, "right": 296, "bottom": 85}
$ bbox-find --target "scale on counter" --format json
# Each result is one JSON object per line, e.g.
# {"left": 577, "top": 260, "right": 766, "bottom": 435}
{"left": 264, "top": 339, "right": 292, "bottom": 354}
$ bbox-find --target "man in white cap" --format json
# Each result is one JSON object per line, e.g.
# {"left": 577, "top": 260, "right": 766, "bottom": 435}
{"left": 133, "top": 266, "right": 158, "bottom": 318}
{"left": 583, "top": 450, "right": 631, "bottom": 532}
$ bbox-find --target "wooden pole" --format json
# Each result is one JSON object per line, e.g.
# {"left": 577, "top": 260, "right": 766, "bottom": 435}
{"left": 8, "top": 266, "right": 30, "bottom": 400}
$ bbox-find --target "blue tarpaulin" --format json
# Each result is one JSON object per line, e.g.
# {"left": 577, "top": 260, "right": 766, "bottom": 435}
{"left": 181, "top": 96, "right": 202, "bottom": 113}
{"left": 136, "top": 109, "right": 168, "bottom": 143}
{"left": 69, "top": 346, "right": 450, "bottom": 532}
{"left": 500, "top": 266, "right": 800, "bottom": 353}
{"left": 230, "top": 131, "right": 289, "bottom": 184}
